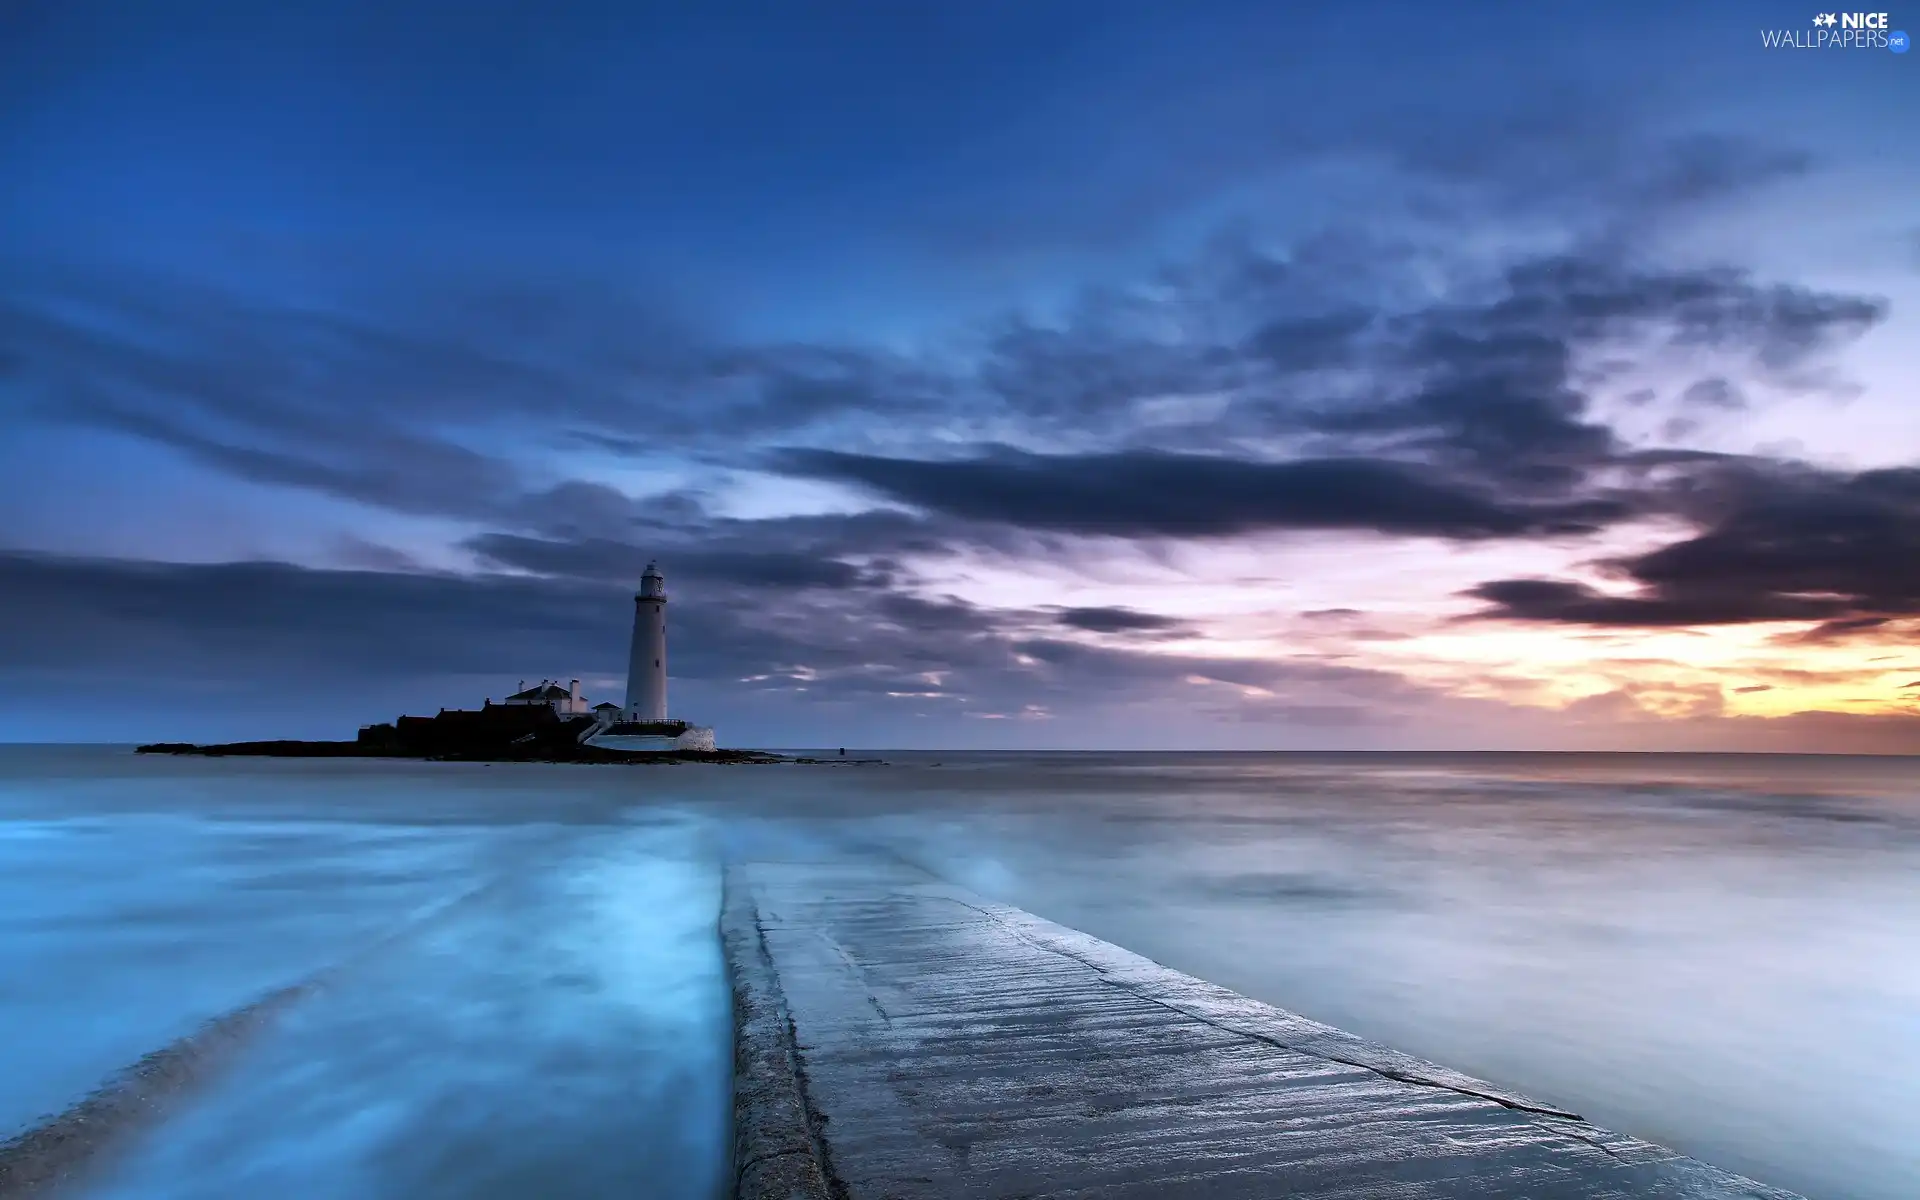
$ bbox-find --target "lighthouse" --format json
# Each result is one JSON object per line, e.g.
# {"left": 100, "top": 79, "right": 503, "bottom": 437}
{"left": 588, "top": 561, "right": 715, "bottom": 750}
{"left": 624, "top": 561, "right": 668, "bottom": 721}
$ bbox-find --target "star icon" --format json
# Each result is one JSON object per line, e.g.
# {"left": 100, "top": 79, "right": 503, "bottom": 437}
{"left": 1813, "top": 12, "right": 1837, "bottom": 25}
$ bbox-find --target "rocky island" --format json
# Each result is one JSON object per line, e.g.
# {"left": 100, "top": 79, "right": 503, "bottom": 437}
{"left": 137, "top": 704, "right": 875, "bottom": 766}
{"left": 139, "top": 561, "right": 883, "bottom": 766}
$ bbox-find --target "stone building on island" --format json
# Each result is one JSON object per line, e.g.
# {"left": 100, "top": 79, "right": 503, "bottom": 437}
{"left": 503, "top": 679, "right": 593, "bottom": 717}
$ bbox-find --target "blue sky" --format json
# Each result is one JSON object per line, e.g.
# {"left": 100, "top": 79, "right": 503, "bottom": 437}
{"left": 3, "top": 0, "right": 1917, "bottom": 748}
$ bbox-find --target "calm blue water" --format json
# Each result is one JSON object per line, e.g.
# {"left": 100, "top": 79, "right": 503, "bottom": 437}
{"left": 1, "top": 747, "right": 1916, "bottom": 1199}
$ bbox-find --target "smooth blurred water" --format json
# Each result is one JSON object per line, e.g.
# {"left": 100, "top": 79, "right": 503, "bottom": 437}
{"left": 2, "top": 747, "right": 1916, "bottom": 1199}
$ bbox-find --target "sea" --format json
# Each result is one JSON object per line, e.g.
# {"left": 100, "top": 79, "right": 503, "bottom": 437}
{"left": 0, "top": 746, "right": 1915, "bottom": 1200}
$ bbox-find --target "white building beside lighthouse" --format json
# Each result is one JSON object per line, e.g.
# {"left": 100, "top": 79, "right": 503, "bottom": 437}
{"left": 625, "top": 561, "right": 669, "bottom": 721}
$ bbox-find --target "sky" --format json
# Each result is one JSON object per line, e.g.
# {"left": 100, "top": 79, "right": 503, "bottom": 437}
{"left": 2, "top": 0, "right": 1917, "bottom": 749}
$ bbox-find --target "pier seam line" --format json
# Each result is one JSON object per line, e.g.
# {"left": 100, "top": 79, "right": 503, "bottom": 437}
{"left": 723, "top": 870, "right": 846, "bottom": 1200}
{"left": 748, "top": 906, "right": 848, "bottom": 1198}
{"left": 756, "top": 907, "right": 854, "bottom": 1200}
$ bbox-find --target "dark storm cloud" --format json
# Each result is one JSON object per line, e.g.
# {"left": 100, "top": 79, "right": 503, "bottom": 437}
{"left": 0, "top": 278, "right": 546, "bottom": 523}
{"left": 1242, "top": 310, "right": 1377, "bottom": 372}
{"left": 3, "top": 209, "right": 1889, "bottom": 585}
{"left": 1052, "top": 606, "right": 1189, "bottom": 634}
{"left": 74, "top": 394, "right": 522, "bottom": 520}
{"left": 1468, "top": 465, "right": 1920, "bottom": 631}
{"left": 8, "top": 205, "right": 1889, "bottom": 523}
{"left": 1, "top": 273, "right": 917, "bottom": 540}
{"left": 0, "top": 267, "right": 924, "bottom": 528}
{"left": 0, "top": 157, "right": 1891, "bottom": 695}
{"left": 1466, "top": 578, "right": 1847, "bottom": 627}
{"left": 777, "top": 447, "right": 1634, "bottom": 540}
{"left": 1287, "top": 256, "right": 1885, "bottom": 481}
{"left": 929, "top": 246, "right": 1888, "bottom": 536}
{"left": 2, "top": 230, "right": 1896, "bottom": 729}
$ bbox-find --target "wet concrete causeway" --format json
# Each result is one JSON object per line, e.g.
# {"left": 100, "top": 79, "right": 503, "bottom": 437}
{"left": 725, "top": 858, "right": 1803, "bottom": 1200}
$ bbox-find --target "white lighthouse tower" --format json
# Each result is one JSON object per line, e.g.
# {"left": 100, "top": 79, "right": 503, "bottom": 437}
{"left": 625, "top": 561, "right": 668, "bottom": 721}
{"left": 591, "top": 560, "right": 714, "bottom": 751}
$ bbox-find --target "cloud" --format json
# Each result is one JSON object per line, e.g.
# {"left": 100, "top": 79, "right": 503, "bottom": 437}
{"left": 8, "top": 546, "right": 1917, "bottom": 751}
{"left": 445, "top": 500, "right": 1050, "bottom": 602}
{"left": 1777, "top": 617, "right": 1898, "bottom": 645}
{"left": 1388, "top": 127, "right": 1815, "bottom": 229}
{"left": 0, "top": 551, "right": 616, "bottom": 681}
{"left": 8, "top": 0, "right": 1917, "bottom": 759}
{"left": 1465, "top": 577, "right": 1846, "bottom": 627}
{"left": 6, "top": 220, "right": 1888, "bottom": 541}
{"left": 892, "top": 65, "right": 1821, "bottom": 261}
{"left": 1294, "top": 256, "right": 1883, "bottom": 478}
{"left": 776, "top": 446, "right": 1635, "bottom": 540}
{"left": 0, "top": 549, "right": 1420, "bottom": 730}
{"left": 1565, "top": 701, "right": 1920, "bottom": 756}
{"left": 331, "top": 536, "right": 428, "bottom": 573}
{"left": 0, "top": 549, "right": 977, "bottom": 718}
{"left": 1051, "top": 606, "right": 1189, "bottom": 634}
{"left": 1679, "top": 378, "right": 1747, "bottom": 410}
{"left": 0, "top": 267, "right": 917, "bottom": 530}
{"left": 462, "top": 533, "right": 890, "bottom": 591}
{"left": 7, "top": 226, "right": 1901, "bottom": 746}
{"left": 1623, "top": 135, "right": 1813, "bottom": 211}
{"left": 1468, "top": 463, "right": 1920, "bottom": 630}
{"left": 76, "top": 395, "right": 524, "bottom": 520}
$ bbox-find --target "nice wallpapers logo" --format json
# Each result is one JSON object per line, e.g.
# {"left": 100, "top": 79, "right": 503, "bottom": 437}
{"left": 1762, "top": 12, "right": 1910, "bottom": 49}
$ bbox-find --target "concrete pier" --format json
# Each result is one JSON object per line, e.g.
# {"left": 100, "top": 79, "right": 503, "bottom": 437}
{"left": 724, "top": 858, "right": 1803, "bottom": 1200}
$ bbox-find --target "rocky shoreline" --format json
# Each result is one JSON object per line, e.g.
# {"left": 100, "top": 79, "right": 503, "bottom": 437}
{"left": 135, "top": 702, "right": 886, "bottom": 765}
{"left": 134, "top": 741, "right": 883, "bottom": 766}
